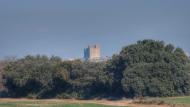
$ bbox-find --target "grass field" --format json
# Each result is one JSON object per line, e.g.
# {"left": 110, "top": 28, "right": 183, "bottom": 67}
{"left": 0, "top": 103, "right": 125, "bottom": 107}
{"left": 0, "top": 99, "right": 128, "bottom": 107}
{"left": 162, "top": 96, "right": 190, "bottom": 105}
{"left": 132, "top": 96, "right": 190, "bottom": 107}
{"left": 0, "top": 96, "right": 190, "bottom": 107}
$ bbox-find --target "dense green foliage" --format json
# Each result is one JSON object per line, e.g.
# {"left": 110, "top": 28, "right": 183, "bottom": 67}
{"left": 119, "top": 40, "right": 190, "bottom": 97}
{"left": 1, "top": 39, "right": 190, "bottom": 98}
{"left": 2, "top": 56, "right": 107, "bottom": 99}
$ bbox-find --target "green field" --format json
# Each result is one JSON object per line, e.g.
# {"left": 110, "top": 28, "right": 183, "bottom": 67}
{"left": 0, "top": 100, "right": 127, "bottom": 107}
{"left": 0, "top": 103, "right": 125, "bottom": 107}
{"left": 133, "top": 96, "right": 190, "bottom": 106}
{"left": 0, "top": 103, "right": 123, "bottom": 107}
{"left": 162, "top": 96, "right": 190, "bottom": 105}
{"left": 1, "top": 96, "right": 190, "bottom": 107}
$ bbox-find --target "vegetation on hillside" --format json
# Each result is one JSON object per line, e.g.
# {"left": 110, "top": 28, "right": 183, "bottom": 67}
{"left": 0, "top": 39, "right": 190, "bottom": 99}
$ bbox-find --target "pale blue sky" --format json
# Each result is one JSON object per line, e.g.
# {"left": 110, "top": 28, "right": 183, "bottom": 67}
{"left": 0, "top": 0, "right": 190, "bottom": 59}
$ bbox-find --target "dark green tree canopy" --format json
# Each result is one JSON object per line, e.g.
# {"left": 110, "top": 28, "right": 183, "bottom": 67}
{"left": 1, "top": 39, "right": 190, "bottom": 99}
{"left": 119, "top": 40, "right": 190, "bottom": 97}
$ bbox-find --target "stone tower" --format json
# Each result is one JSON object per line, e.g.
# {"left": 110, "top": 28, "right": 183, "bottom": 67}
{"left": 84, "top": 44, "right": 100, "bottom": 61}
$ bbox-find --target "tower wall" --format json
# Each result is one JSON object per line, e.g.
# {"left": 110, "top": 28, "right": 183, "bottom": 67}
{"left": 84, "top": 44, "right": 100, "bottom": 61}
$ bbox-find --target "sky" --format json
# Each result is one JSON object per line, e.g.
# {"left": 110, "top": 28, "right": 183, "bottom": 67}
{"left": 0, "top": 0, "right": 190, "bottom": 59}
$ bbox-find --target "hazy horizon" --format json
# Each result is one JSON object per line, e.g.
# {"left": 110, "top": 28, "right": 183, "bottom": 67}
{"left": 0, "top": 0, "right": 190, "bottom": 59}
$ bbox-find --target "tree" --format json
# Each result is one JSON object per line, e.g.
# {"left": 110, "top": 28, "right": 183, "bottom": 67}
{"left": 2, "top": 39, "right": 190, "bottom": 99}
{"left": 3, "top": 55, "right": 69, "bottom": 98}
{"left": 119, "top": 40, "right": 190, "bottom": 97}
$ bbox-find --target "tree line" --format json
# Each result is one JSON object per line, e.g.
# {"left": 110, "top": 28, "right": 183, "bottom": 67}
{"left": 0, "top": 39, "right": 190, "bottom": 99}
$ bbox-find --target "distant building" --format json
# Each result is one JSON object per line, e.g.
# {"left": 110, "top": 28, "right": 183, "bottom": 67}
{"left": 84, "top": 44, "right": 100, "bottom": 61}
